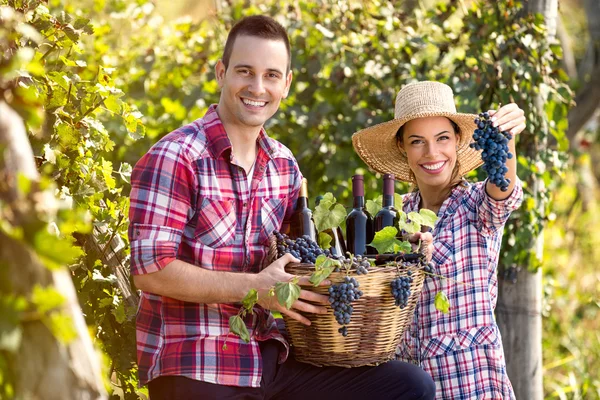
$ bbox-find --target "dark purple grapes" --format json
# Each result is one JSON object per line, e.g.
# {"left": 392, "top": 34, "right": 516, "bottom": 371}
{"left": 274, "top": 231, "right": 329, "bottom": 263}
{"left": 470, "top": 112, "right": 512, "bottom": 192}
{"left": 328, "top": 276, "right": 363, "bottom": 336}
{"left": 424, "top": 262, "right": 435, "bottom": 274}
{"left": 391, "top": 275, "right": 413, "bottom": 309}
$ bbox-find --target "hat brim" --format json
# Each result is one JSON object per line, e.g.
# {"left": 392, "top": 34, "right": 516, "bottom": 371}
{"left": 352, "top": 112, "right": 484, "bottom": 183}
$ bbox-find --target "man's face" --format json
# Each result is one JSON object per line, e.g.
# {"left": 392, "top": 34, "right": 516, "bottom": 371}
{"left": 215, "top": 35, "right": 292, "bottom": 131}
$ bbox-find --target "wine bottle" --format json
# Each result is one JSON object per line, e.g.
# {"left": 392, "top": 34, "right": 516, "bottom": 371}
{"left": 374, "top": 174, "right": 399, "bottom": 233}
{"left": 315, "top": 195, "right": 347, "bottom": 257}
{"left": 289, "top": 178, "right": 317, "bottom": 241}
{"left": 345, "top": 175, "right": 375, "bottom": 256}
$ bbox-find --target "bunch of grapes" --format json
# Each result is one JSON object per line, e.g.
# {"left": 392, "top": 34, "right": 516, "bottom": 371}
{"left": 391, "top": 274, "right": 413, "bottom": 309}
{"left": 423, "top": 262, "right": 435, "bottom": 275}
{"left": 274, "top": 231, "right": 329, "bottom": 264}
{"left": 336, "top": 254, "right": 371, "bottom": 275}
{"left": 469, "top": 111, "right": 513, "bottom": 192}
{"left": 328, "top": 276, "right": 363, "bottom": 337}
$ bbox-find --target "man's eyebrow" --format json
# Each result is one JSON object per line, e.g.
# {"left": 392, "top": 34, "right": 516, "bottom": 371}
{"left": 407, "top": 130, "right": 450, "bottom": 139}
{"left": 233, "top": 64, "right": 284, "bottom": 75}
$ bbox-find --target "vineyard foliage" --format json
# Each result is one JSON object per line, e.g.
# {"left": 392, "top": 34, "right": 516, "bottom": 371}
{"left": 1, "top": 0, "right": 586, "bottom": 397}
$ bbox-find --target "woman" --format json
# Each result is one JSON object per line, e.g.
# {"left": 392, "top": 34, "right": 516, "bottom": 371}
{"left": 352, "top": 81, "right": 525, "bottom": 399}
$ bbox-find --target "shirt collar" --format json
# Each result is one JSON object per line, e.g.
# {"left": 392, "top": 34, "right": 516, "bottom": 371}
{"left": 203, "top": 104, "right": 276, "bottom": 160}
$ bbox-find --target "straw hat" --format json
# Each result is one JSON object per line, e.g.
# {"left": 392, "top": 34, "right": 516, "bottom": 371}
{"left": 352, "top": 81, "right": 483, "bottom": 183}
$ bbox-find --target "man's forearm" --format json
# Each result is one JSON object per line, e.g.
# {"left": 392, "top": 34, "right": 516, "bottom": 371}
{"left": 133, "top": 259, "right": 261, "bottom": 304}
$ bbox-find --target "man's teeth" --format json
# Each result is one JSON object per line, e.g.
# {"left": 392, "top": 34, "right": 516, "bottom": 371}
{"left": 423, "top": 161, "right": 445, "bottom": 170}
{"left": 243, "top": 99, "right": 266, "bottom": 107}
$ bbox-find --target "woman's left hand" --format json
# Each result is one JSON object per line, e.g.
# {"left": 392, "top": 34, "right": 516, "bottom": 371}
{"left": 488, "top": 103, "right": 526, "bottom": 137}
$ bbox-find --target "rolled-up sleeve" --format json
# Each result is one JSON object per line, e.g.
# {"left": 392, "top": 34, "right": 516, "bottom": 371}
{"left": 128, "top": 139, "right": 197, "bottom": 275}
{"left": 474, "top": 177, "right": 523, "bottom": 237}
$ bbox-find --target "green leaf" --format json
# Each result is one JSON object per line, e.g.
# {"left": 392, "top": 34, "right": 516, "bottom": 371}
{"left": 229, "top": 315, "right": 250, "bottom": 343}
{"left": 395, "top": 193, "right": 404, "bottom": 210}
{"left": 398, "top": 213, "right": 420, "bottom": 235}
{"left": 33, "top": 230, "right": 83, "bottom": 270}
{"left": 100, "top": 158, "right": 116, "bottom": 190}
{"left": 274, "top": 281, "right": 301, "bottom": 310}
{"left": 317, "top": 231, "right": 333, "bottom": 249}
{"left": 309, "top": 254, "right": 339, "bottom": 286}
{"left": 241, "top": 289, "right": 258, "bottom": 312}
{"left": 366, "top": 197, "right": 382, "bottom": 217}
{"left": 418, "top": 209, "right": 438, "bottom": 228}
{"left": 434, "top": 291, "right": 450, "bottom": 314}
{"left": 313, "top": 193, "right": 346, "bottom": 232}
{"left": 369, "top": 226, "right": 405, "bottom": 254}
{"left": 309, "top": 268, "right": 334, "bottom": 286}
{"left": 31, "top": 285, "right": 65, "bottom": 314}
{"left": 112, "top": 302, "right": 127, "bottom": 324}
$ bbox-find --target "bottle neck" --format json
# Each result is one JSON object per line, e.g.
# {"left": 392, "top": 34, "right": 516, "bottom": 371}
{"left": 353, "top": 196, "right": 365, "bottom": 209}
{"left": 296, "top": 196, "right": 308, "bottom": 210}
{"left": 382, "top": 195, "right": 394, "bottom": 207}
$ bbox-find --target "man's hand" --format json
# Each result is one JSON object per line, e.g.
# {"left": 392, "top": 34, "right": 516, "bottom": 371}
{"left": 407, "top": 231, "right": 434, "bottom": 264}
{"left": 255, "top": 253, "right": 330, "bottom": 326}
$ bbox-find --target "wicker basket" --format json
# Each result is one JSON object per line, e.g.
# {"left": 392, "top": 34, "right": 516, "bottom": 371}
{"left": 268, "top": 237, "right": 426, "bottom": 368}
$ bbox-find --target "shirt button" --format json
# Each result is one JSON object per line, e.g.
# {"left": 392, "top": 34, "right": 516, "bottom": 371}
{"left": 411, "top": 331, "right": 417, "bottom": 338}
{"left": 244, "top": 203, "right": 248, "bottom": 207}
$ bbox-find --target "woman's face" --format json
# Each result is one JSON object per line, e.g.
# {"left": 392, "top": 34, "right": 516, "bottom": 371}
{"left": 401, "top": 116, "right": 459, "bottom": 189}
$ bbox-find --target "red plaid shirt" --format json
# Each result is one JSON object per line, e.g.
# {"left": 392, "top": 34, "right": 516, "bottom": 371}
{"left": 128, "top": 105, "right": 302, "bottom": 387}
{"left": 397, "top": 179, "right": 523, "bottom": 399}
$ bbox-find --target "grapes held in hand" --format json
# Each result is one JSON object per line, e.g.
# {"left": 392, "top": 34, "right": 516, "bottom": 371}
{"left": 274, "top": 231, "right": 329, "bottom": 263}
{"left": 470, "top": 112, "right": 513, "bottom": 192}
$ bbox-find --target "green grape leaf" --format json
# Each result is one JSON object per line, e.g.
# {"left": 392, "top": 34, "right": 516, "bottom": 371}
{"left": 111, "top": 302, "right": 127, "bottom": 324}
{"left": 241, "top": 289, "right": 258, "bottom": 312}
{"left": 395, "top": 241, "right": 412, "bottom": 254}
{"left": 418, "top": 209, "right": 438, "bottom": 228}
{"left": 229, "top": 315, "right": 250, "bottom": 343}
{"left": 399, "top": 217, "right": 420, "bottom": 235}
{"left": 369, "top": 226, "right": 405, "bottom": 254}
{"left": 434, "top": 291, "right": 450, "bottom": 314}
{"left": 313, "top": 193, "right": 346, "bottom": 232}
{"left": 366, "top": 196, "right": 382, "bottom": 217}
{"left": 318, "top": 231, "right": 333, "bottom": 249}
{"left": 395, "top": 193, "right": 404, "bottom": 210}
{"left": 274, "top": 280, "right": 301, "bottom": 310}
{"left": 309, "top": 255, "right": 340, "bottom": 286}
{"left": 309, "top": 267, "right": 334, "bottom": 286}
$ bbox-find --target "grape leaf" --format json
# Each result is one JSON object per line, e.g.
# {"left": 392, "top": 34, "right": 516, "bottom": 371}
{"left": 419, "top": 209, "right": 438, "bottom": 228}
{"left": 318, "top": 231, "right": 333, "bottom": 249}
{"left": 398, "top": 214, "right": 420, "bottom": 235}
{"left": 274, "top": 281, "right": 301, "bottom": 310}
{"left": 394, "top": 193, "right": 404, "bottom": 210}
{"left": 434, "top": 291, "right": 450, "bottom": 314}
{"left": 369, "top": 226, "right": 407, "bottom": 254}
{"left": 309, "top": 268, "right": 334, "bottom": 286}
{"left": 309, "top": 254, "right": 340, "bottom": 286}
{"left": 313, "top": 193, "right": 346, "bottom": 232}
{"left": 241, "top": 289, "right": 258, "bottom": 312}
{"left": 366, "top": 197, "right": 382, "bottom": 217}
{"left": 229, "top": 315, "right": 250, "bottom": 343}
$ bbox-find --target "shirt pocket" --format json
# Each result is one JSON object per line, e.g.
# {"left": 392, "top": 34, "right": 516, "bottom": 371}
{"left": 422, "top": 325, "right": 501, "bottom": 359}
{"left": 194, "top": 197, "right": 236, "bottom": 248}
{"left": 259, "top": 197, "right": 288, "bottom": 245}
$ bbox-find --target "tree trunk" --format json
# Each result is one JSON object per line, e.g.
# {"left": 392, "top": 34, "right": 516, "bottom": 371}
{"left": 567, "top": 0, "right": 600, "bottom": 142}
{"left": 0, "top": 101, "right": 107, "bottom": 400}
{"left": 497, "top": 2, "right": 557, "bottom": 400}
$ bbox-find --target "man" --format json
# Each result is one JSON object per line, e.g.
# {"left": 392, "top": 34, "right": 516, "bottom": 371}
{"left": 129, "top": 15, "right": 435, "bottom": 399}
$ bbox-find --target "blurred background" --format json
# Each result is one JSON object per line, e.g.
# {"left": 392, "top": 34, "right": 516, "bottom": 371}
{"left": 1, "top": 0, "right": 598, "bottom": 399}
